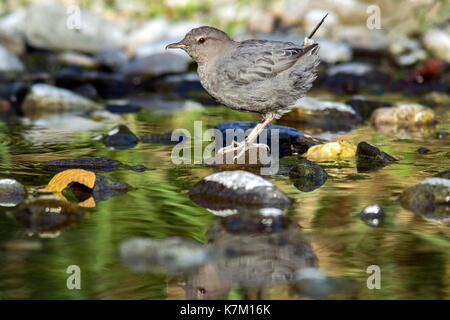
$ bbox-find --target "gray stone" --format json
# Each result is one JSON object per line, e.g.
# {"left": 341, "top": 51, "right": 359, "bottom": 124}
{"left": 21, "top": 84, "right": 99, "bottom": 117}
{"left": 121, "top": 52, "right": 190, "bottom": 78}
{"left": 423, "top": 27, "right": 450, "bottom": 63}
{"left": 189, "top": 170, "right": 290, "bottom": 215}
{"left": 0, "top": 178, "right": 25, "bottom": 207}
{"left": 400, "top": 178, "right": 450, "bottom": 222}
{"left": 24, "top": 4, "right": 125, "bottom": 53}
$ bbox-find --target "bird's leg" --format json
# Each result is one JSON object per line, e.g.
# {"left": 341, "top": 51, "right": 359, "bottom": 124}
{"left": 217, "top": 121, "right": 265, "bottom": 155}
{"left": 234, "top": 114, "right": 274, "bottom": 160}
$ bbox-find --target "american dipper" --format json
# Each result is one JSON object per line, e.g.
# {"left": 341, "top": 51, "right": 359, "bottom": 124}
{"left": 167, "top": 15, "right": 327, "bottom": 159}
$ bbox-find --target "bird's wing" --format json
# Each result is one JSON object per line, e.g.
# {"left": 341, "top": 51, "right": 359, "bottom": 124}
{"left": 225, "top": 40, "right": 310, "bottom": 84}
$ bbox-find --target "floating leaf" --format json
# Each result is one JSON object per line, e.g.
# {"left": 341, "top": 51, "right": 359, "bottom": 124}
{"left": 40, "top": 169, "right": 96, "bottom": 193}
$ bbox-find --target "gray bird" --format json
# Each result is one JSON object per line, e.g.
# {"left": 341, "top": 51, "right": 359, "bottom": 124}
{"left": 167, "top": 16, "right": 325, "bottom": 159}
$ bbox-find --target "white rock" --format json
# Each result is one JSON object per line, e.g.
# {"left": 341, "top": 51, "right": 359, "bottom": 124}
{"left": 127, "top": 17, "right": 170, "bottom": 54}
{"left": 327, "top": 62, "right": 374, "bottom": 76}
{"left": 204, "top": 170, "right": 273, "bottom": 191}
{"left": 423, "top": 28, "right": 450, "bottom": 63}
{"left": 332, "top": 26, "right": 388, "bottom": 50}
{"left": 282, "top": 0, "right": 311, "bottom": 23}
{"left": 316, "top": 39, "right": 352, "bottom": 64}
{"left": 24, "top": 4, "right": 126, "bottom": 53}
{"left": 293, "top": 96, "right": 357, "bottom": 115}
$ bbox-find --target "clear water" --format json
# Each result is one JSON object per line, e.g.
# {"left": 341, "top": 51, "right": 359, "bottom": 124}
{"left": 0, "top": 91, "right": 449, "bottom": 300}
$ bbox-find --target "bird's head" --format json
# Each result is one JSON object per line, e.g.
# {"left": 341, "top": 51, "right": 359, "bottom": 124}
{"left": 166, "top": 26, "right": 234, "bottom": 64}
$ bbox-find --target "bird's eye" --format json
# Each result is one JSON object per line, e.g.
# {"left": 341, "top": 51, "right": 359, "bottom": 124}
{"left": 198, "top": 37, "right": 206, "bottom": 44}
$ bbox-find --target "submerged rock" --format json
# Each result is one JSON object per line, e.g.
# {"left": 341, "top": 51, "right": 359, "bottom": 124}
{"left": 284, "top": 97, "right": 362, "bottom": 131}
{"left": 346, "top": 96, "right": 391, "bottom": 120}
{"left": 358, "top": 204, "right": 385, "bottom": 227}
{"left": 356, "top": 141, "right": 396, "bottom": 173}
{"left": 370, "top": 104, "right": 436, "bottom": 127}
{"left": 215, "top": 121, "right": 320, "bottom": 157}
{"left": 120, "top": 237, "right": 211, "bottom": 274}
{"left": 24, "top": 4, "right": 125, "bottom": 53}
{"left": 289, "top": 160, "right": 327, "bottom": 192}
{"left": 189, "top": 170, "right": 290, "bottom": 215}
{"left": 41, "top": 157, "right": 122, "bottom": 173}
{"left": 21, "top": 84, "right": 98, "bottom": 117}
{"left": 400, "top": 178, "right": 450, "bottom": 222}
{"left": 296, "top": 268, "right": 351, "bottom": 299}
{"left": 304, "top": 140, "right": 356, "bottom": 160}
{"left": 0, "top": 178, "right": 25, "bottom": 207}
{"left": 70, "top": 174, "right": 132, "bottom": 205}
{"left": 417, "top": 147, "right": 430, "bottom": 154}
{"left": 101, "top": 125, "right": 139, "bottom": 150}
{"left": 15, "top": 195, "right": 84, "bottom": 234}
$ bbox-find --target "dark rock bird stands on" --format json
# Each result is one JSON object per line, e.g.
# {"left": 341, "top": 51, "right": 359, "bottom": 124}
{"left": 167, "top": 15, "right": 327, "bottom": 159}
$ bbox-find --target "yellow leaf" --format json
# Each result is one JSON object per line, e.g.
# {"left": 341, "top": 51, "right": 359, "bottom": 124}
{"left": 40, "top": 169, "right": 96, "bottom": 193}
{"left": 78, "top": 197, "right": 96, "bottom": 208}
{"left": 306, "top": 140, "right": 356, "bottom": 160}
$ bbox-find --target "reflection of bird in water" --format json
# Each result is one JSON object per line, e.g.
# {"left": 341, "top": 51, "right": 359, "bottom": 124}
{"left": 167, "top": 15, "right": 327, "bottom": 160}
{"left": 183, "top": 219, "right": 318, "bottom": 299}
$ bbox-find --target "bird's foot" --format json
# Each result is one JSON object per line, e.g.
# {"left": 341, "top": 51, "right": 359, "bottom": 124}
{"left": 217, "top": 140, "right": 270, "bottom": 163}
{"left": 234, "top": 143, "right": 270, "bottom": 162}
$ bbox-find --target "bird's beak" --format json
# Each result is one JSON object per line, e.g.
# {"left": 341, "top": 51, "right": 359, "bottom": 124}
{"left": 166, "top": 41, "right": 186, "bottom": 50}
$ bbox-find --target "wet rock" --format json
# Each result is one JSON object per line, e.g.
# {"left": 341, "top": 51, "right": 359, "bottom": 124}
{"left": 418, "top": 147, "right": 430, "bottom": 154}
{"left": 423, "top": 28, "right": 450, "bottom": 63}
{"left": 41, "top": 157, "right": 122, "bottom": 173}
{"left": 346, "top": 96, "right": 391, "bottom": 120}
{"left": 358, "top": 204, "right": 385, "bottom": 227}
{"left": 321, "top": 62, "right": 389, "bottom": 94}
{"left": 0, "top": 178, "right": 25, "bottom": 207}
{"left": 72, "top": 83, "right": 99, "bottom": 100}
{"left": 56, "top": 52, "right": 97, "bottom": 69}
{"left": 24, "top": 4, "right": 125, "bottom": 53}
{"left": 0, "top": 45, "right": 24, "bottom": 74}
{"left": 420, "top": 92, "right": 450, "bottom": 109}
{"left": 106, "top": 102, "right": 142, "bottom": 114}
{"left": 333, "top": 26, "right": 388, "bottom": 50}
{"left": 389, "top": 36, "right": 427, "bottom": 66}
{"left": 69, "top": 174, "right": 132, "bottom": 205}
{"left": 305, "top": 140, "right": 356, "bottom": 161}
{"left": 215, "top": 121, "right": 320, "bottom": 157}
{"left": 316, "top": 39, "right": 352, "bottom": 64}
{"left": 21, "top": 84, "right": 99, "bottom": 117}
{"left": 356, "top": 141, "right": 396, "bottom": 173}
{"left": 101, "top": 125, "right": 139, "bottom": 150}
{"left": 0, "top": 81, "right": 28, "bottom": 107}
{"left": 15, "top": 195, "right": 84, "bottom": 234}
{"left": 284, "top": 97, "right": 362, "bottom": 131}
{"left": 400, "top": 178, "right": 450, "bottom": 222}
{"left": 370, "top": 103, "right": 436, "bottom": 127}
{"left": 189, "top": 170, "right": 290, "bottom": 214}
{"left": 289, "top": 159, "right": 327, "bottom": 192}
{"left": 93, "top": 48, "right": 128, "bottom": 71}
{"left": 120, "top": 237, "right": 211, "bottom": 274}
{"left": 121, "top": 52, "right": 190, "bottom": 79}
{"left": 0, "top": 9, "right": 26, "bottom": 55}
{"left": 55, "top": 67, "right": 129, "bottom": 99}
